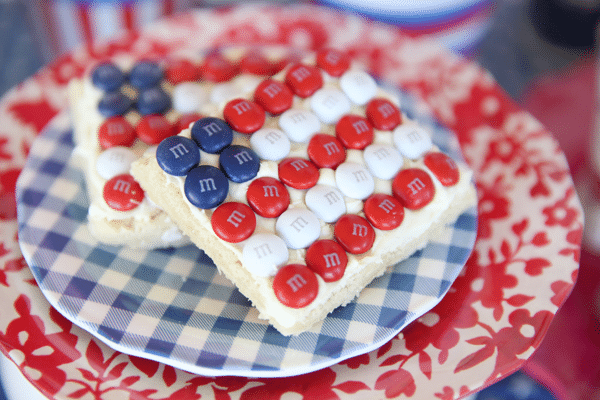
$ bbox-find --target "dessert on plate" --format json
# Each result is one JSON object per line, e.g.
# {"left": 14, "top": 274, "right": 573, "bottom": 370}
{"left": 68, "top": 46, "right": 291, "bottom": 249}
{"left": 130, "top": 48, "right": 477, "bottom": 335}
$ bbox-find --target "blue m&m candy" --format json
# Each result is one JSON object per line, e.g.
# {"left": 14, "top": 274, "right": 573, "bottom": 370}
{"left": 92, "top": 62, "right": 126, "bottom": 92}
{"left": 219, "top": 145, "right": 260, "bottom": 183}
{"left": 98, "top": 91, "right": 133, "bottom": 117}
{"left": 136, "top": 87, "right": 171, "bottom": 115}
{"left": 157, "top": 136, "right": 200, "bottom": 176}
{"left": 129, "top": 60, "right": 163, "bottom": 89}
{"left": 191, "top": 117, "right": 233, "bottom": 154}
{"left": 184, "top": 165, "right": 229, "bottom": 209}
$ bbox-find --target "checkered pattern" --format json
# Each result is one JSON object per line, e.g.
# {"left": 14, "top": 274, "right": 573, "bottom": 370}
{"left": 16, "top": 90, "right": 477, "bottom": 378}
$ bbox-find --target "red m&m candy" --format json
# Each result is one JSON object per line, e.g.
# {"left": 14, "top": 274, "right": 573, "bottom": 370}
{"left": 273, "top": 264, "right": 319, "bottom": 308}
{"left": 392, "top": 168, "right": 435, "bottom": 210}
{"left": 285, "top": 63, "right": 323, "bottom": 98}
{"left": 364, "top": 194, "right": 404, "bottom": 230}
{"left": 305, "top": 239, "right": 348, "bottom": 282}
{"left": 176, "top": 113, "right": 203, "bottom": 132}
{"left": 240, "top": 51, "right": 278, "bottom": 76}
{"left": 316, "top": 48, "right": 350, "bottom": 77}
{"left": 103, "top": 174, "right": 144, "bottom": 211}
{"left": 246, "top": 177, "right": 290, "bottom": 218}
{"left": 136, "top": 115, "right": 175, "bottom": 145}
{"left": 200, "top": 53, "right": 238, "bottom": 82}
{"left": 335, "top": 114, "right": 373, "bottom": 149}
{"left": 254, "top": 79, "right": 293, "bottom": 115}
{"left": 423, "top": 152, "right": 460, "bottom": 187}
{"left": 98, "top": 116, "right": 136, "bottom": 149}
{"left": 211, "top": 202, "right": 256, "bottom": 243}
{"left": 366, "top": 98, "right": 401, "bottom": 131}
{"left": 278, "top": 157, "right": 320, "bottom": 190}
{"left": 307, "top": 133, "right": 346, "bottom": 169}
{"left": 165, "top": 59, "right": 200, "bottom": 84}
{"left": 334, "top": 214, "right": 375, "bottom": 254}
{"left": 223, "top": 98, "right": 265, "bottom": 134}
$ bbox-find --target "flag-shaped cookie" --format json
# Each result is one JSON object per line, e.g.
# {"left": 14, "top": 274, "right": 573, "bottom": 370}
{"left": 131, "top": 49, "right": 477, "bottom": 334}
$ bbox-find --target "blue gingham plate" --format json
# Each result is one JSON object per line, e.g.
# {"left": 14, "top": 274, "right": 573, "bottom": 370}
{"left": 16, "top": 90, "right": 477, "bottom": 378}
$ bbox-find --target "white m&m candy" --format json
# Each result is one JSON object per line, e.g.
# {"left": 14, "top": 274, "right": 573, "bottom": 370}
{"left": 335, "top": 162, "right": 375, "bottom": 200}
{"left": 305, "top": 184, "right": 346, "bottom": 223}
{"left": 250, "top": 128, "right": 291, "bottom": 161}
{"left": 279, "top": 109, "right": 321, "bottom": 142}
{"left": 310, "top": 88, "right": 351, "bottom": 124}
{"left": 96, "top": 147, "right": 137, "bottom": 180}
{"left": 339, "top": 70, "right": 377, "bottom": 105}
{"left": 242, "top": 233, "right": 289, "bottom": 277}
{"left": 363, "top": 144, "right": 403, "bottom": 180}
{"left": 210, "top": 83, "right": 238, "bottom": 104}
{"left": 276, "top": 208, "right": 321, "bottom": 250}
{"left": 393, "top": 124, "right": 433, "bottom": 160}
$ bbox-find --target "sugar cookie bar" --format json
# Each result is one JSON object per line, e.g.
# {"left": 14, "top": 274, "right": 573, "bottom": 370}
{"left": 131, "top": 49, "right": 477, "bottom": 334}
{"left": 68, "top": 47, "right": 292, "bottom": 248}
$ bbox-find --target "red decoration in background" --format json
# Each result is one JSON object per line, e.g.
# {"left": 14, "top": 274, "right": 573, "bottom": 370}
{"left": 9, "top": 100, "right": 59, "bottom": 134}
{"left": 0, "top": 168, "right": 20, "bottom": 220}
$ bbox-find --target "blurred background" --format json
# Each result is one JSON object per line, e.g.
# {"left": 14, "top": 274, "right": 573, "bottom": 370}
{"left": 1, "top": 0, "right": 599, "bottom": 398}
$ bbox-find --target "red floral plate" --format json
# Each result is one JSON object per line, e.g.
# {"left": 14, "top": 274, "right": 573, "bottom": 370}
{"left": 0, "top": 4, "right": 582, "bottom": 399}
